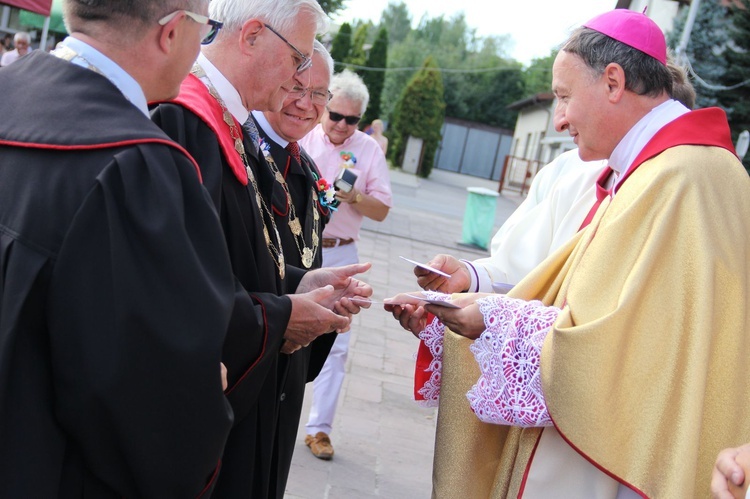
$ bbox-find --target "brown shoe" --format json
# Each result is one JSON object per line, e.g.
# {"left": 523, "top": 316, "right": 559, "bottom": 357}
{"left": 305, "top": 432, "right": 334, "bottom": 460}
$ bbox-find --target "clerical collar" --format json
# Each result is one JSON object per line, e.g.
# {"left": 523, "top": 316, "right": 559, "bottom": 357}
{"left": 55, "top": 36, "right": 148, "bottom": 117}
{"left": 609, "top": 99, "right": 690, "bottom": 193}
{"left": 252, "top": 110, "right": 289, "bottom": 148}
{"left": 196, "top": 52, "right": 249, "bottom": 126}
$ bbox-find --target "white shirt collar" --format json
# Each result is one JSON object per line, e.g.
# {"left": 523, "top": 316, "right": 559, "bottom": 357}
{"left": 196, "top": 53, "right": 249, "bottom": 125}
{"left": 252, "top": 110, "right": 289, "bottom": 148}
{"left": 609, "top": 99, "right": 690, "bottom": 192}
{"left": 57, "top": 36, "right": 148, "bottom": 117}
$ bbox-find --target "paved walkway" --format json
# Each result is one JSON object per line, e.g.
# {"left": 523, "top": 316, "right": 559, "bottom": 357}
{"left": 284, "top": 169, "right": 524, "bottom": 499}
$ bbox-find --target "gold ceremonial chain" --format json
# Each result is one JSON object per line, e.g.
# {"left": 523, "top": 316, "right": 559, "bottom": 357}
{"left": 191, "top": 64, "right": 285, "bottom": 279}
{"left": 262, "top": 150, "right": 320, "bottom": 268}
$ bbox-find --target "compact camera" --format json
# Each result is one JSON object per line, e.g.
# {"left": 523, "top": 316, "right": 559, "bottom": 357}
{"left": 334, "top": 169, "right": 358, "bottom": 193}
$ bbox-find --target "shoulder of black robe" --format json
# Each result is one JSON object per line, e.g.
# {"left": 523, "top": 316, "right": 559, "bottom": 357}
{"left": 0, "top": 52, "right": 234, "bottom": 497}
{"left": 151, "top": 100, "right": 294, "bottom": 419}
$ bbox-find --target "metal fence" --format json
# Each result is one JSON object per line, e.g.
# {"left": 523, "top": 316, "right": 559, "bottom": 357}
{"left": 433, "top": 118, "right": 514, "bottom": 181}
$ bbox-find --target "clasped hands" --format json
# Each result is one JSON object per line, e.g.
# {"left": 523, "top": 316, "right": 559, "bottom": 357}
{"left": 282, "top": 263, "right": 373, "bottom": 354}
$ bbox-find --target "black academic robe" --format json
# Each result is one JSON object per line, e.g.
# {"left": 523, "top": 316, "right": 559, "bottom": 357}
{"left": 0, "top": 52, "right": 234, "bottom": 497}
{"left": 151, "top": 80, "right": 307, "bottom": 498}
{"left": 255, "top": 121, "right": 337, "bottom": 499}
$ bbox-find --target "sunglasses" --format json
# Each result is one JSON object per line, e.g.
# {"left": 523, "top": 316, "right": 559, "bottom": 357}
{"left": 264, "top": 24, "right": 312, "bottom": 74}
{"left": 158, "top": 10, "right": 224, "bottom": 45}
{"left": 327, "top": 108, "right": 361, "bottom": 126}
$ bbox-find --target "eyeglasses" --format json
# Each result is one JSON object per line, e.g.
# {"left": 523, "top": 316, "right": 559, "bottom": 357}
{"left": 290, "top": 86, "right": 333, "bottom": 106}
{"left": 264, "top": 24, "right": 312, "bottom": 74}
{"left": 327, "top": 108, "right": 361, "bottom": 126}
{"left": 158, "top": 10, "right": 224, "bottom": 45}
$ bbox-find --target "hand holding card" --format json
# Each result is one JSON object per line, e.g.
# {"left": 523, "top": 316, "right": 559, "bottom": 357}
{"left": 399, "top": 256, "right": 451, "bottom": 278}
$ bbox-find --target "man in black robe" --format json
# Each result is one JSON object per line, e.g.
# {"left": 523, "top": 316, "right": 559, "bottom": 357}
{"left": 0, "top": 1, "right": 235, "bottom": 496}
{"left": 150, "top": 1, "right": 372, "bottom": 497}
{"left": 252, "top": 40, "right": 340, "bottom": 498}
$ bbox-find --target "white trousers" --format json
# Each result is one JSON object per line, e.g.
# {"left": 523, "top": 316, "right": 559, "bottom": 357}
{"left": 305, "top": 242, "right": 359, "bottom": 436}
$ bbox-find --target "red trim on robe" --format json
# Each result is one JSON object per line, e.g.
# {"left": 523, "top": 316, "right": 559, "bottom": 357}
{"left": 551, "top": 107, "right": 736, "bottom": 497}
{"left": 0, "top": 137, "right": 203, "bottom": 183}
{"left": 578, "top": 166, "right": 612, "bottom": 231}
{"left": 160, "top": 73, "right": 249, "bottom": 186}
{"left": 196, "top": 460, "right": 222, "bottom": 498}
{"left": 579, "top": 107, "right": 736, "bottom": 231}
{"left": 517, "top": 430, "right": 545, "bottom": 498}
{"left": 547, "top": 417, "right": 647, "bottom": 498}
{"left": 224, "top": 296, "right": 269, "bottom": 395}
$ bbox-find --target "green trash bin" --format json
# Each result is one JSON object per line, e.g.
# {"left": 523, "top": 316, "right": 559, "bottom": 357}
{"left": 461, "top": 187, "right": 499, "bottom": 250}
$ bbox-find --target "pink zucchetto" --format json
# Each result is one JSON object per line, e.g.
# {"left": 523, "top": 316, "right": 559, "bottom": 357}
{"left": 583, "top": 9, "right": 667, "bottom": 65}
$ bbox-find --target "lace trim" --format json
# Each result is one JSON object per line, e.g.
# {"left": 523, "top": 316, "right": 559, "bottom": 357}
{"left": 414, "top": 291, "right": 451, "bottom": 407}
{"left": 467, "top": 295, "right": 560, "bottom": 427}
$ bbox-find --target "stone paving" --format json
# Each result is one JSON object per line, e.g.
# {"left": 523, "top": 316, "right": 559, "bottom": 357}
{"left": 284, "top": 169, "right": 523, "bottom": 499}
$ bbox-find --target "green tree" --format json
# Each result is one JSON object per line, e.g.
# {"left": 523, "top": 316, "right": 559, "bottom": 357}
{"left": 522, "top": 49, "right": 557, "bottom": 96}
{"left": 346, "top": 23, "right": 369, "bottom": 69}
{"left": 721, "top": 0, "right": 750, "bottom": 171}
{"left": 317, "top": 0, "right": 347, "bottom": 17}
{"left": 389, "top": 56, "right": 446, "bottom": 178}
{"left": 667, "top": 0, "right": 729, "bottom": 109}
{"left": 379, "top": 1, "right": 412, "bottom": 44}
{"left": 378, "top": 12, "right": 522, "bottom": 129}
{"left": 330, "top": 22, "right": 352, "bottom": 72}
{"left": 361, "top": 27, "right": 389, "bottom": 128}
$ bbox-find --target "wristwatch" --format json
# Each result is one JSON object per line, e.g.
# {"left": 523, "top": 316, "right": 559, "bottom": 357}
{"left": 352, "top": 192, "right": 363, "bottom": 204}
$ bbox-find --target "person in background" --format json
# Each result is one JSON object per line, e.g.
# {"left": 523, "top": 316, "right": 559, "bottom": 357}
{"left": 251, "top": 40, "right": 338, "bottom": 498}
{"left": 301, "top": 69, "right": 392, "bottom": 460}
{"left": 415, "top": 58, "right": 696, "bottom": 294}
{"left": 150, "top": 1, "right": 372, "bottom": 496}
{"left": 1, "top": 31, "right": 30, "bottom": 66}
{"left": 370, "top": 118, "right": 388, "bottom": 155}
{"left": 0, "top": 0, "right": 235, "bottom": 496}
{"left": 387, "top": 9, "right": 750, "bottom": 498}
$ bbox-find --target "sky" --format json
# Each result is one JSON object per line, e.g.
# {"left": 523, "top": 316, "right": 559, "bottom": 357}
{"left": 331, "top": 0, "right": 618, "bottom": 65}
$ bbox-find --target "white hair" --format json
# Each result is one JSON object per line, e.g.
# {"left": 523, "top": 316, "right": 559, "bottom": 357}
{"left": 329, "top": 69, "right": 369, "bottom": 115}
{"left": 209, "top": 0, "right": 328, "bottom": 36}
{"left": 14, "top": 32, "right": 30, "bottom": 44}
{"left": 313, "top": 39, "right": 333, "bottom": 80}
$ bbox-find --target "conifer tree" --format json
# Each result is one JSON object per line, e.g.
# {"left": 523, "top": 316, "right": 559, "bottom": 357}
{"left": 361, "top": 27, "right": 389, "bottom": 128}
{"left": 667, "top": 0, "right": 729, "bottom": 108}
{"left": 330, "top": 23, "right": 352, "bottom": 73}
{"left": 389, "top": 56, "right": 446, "bottom": 177}
{"left": 721, "top": 0, "right": 750, "bottom": 170}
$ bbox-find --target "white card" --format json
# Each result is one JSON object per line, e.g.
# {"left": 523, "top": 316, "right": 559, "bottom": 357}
{"left": 399, "top": 256, "right": 451, "bottom": 278}
{"left": 405, "top": 294, "right": 461, "bottom": 309}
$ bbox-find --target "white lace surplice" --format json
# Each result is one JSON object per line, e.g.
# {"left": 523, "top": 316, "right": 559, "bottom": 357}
{"left": 415, "top": 293, "right": 560, "bottom": 427}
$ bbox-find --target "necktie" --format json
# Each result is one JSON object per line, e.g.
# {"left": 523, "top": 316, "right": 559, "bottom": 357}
{"left": 286, "top": 141, "right": 301, "bottom": 164}
{"left": 242, "top": 115, "right": 261, "bottom": 155}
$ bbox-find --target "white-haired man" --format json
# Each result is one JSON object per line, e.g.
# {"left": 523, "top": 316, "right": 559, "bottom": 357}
{"left": 0, "top": 31, "right": 30, "bottom": 66}
{"left": 151, "top": 2, "right": 373, "bottom": 497}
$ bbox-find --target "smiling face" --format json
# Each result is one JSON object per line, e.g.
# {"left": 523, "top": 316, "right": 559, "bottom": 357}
{"left": 264, "top": 50, "right": 329, "bottom": 142}
{"left": 552, "top": 50, "right": 617, "bottom": 161}
{"left": 248, "top": 14, "right": 316, "bottom": 113}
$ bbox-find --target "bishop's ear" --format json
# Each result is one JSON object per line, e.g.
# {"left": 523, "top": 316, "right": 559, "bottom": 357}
{"left": 604, "top": 62, "right": 627, "bottom": 103}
